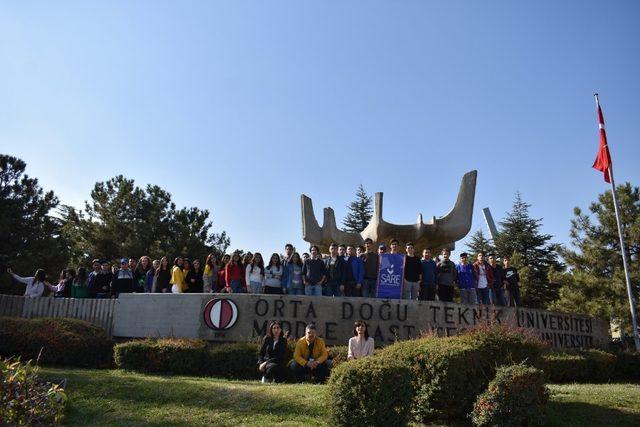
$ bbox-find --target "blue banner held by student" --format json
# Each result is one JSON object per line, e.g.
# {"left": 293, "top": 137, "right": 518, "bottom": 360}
{"left": 376, "top": 253, "right": 405, "bottom": 299}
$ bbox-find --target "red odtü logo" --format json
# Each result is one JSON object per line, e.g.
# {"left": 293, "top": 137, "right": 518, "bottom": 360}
{"left": 203, "top": 299, "right": 239, "bottom": 330}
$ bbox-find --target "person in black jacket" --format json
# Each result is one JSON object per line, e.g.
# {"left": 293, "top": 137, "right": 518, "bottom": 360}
{"left": 258, "top": 320, "right": 288, "bottom": 382}
{"left": 185, "top": 259, "right": 204, "bottom": 293}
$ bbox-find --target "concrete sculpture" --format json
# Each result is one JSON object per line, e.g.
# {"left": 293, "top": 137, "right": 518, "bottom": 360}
{"left": 301, "top": 170, "right": 477, "bottom": 252}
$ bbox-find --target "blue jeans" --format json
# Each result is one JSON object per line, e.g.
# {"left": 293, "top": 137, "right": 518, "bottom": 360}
{"left": 230, "top": 279, "right": 245, "bottom": 293}
{"left": 493, "top": 287, "right": 507, "bottom": 306}
{"left": 305, "top": 284, "right": 322, "bottom": 296}
{"left": 323, "top": 280, "right": 341, "bottom": 297}
{"left": 289, "top": 287, "right": 304, "bottom": 296}
{"left": 362, "top": 278, "right": 377, "bottom": 298}
{"left": 249, "top": 281, "right": 262, "bottom": 294}
{"left": 477, "top": 287, "right": 491, "bottom": 304}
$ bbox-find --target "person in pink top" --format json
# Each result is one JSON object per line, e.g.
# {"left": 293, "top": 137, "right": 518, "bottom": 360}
{"left": 347, "top": 320, "right": 375, "bottom": 360}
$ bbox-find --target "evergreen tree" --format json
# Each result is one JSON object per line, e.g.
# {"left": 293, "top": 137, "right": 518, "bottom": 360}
{"left": 61, "top": 175, "right": 230, "bottom": 264}
{"left": 494, "top": 192, "right": 562, "bottom": 308}
{"left": 0, "top": 154, "right": 69, "bottom": 294}
{"left": 342, "top": 184, "right": 373, "bottom": 233}
{"left": 465, "top": 229, "right": 495, "bottom": 256}
{"left": 550, "top": 183, "right": 639, "bottom": 334}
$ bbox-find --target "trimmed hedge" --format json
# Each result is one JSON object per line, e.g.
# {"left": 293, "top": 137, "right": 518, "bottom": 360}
{"left": 114, "top": 339, "right": 209, "bottom": 375}
{"left": 327, "top": 356, "right": 414, "bottom": 427}
{"left": 541, "top": 349, "right": 616, "bottom": 383}
{"left": 377, "top": 325, "right": 545, "bottom": 423}
{"left": 208, "top": 342, "right": 260, "bottom": 379}
{"left": 613, "top": 351, "right": 640, "bottom": 381}
{"left": 471, "top": 364, "right": 548, "bottom": 427}
{"left": 328, "top": 345, "right": 349, "bottom": 367}
{"left": 0, "top": 317, "right": 113, "bottom": 368}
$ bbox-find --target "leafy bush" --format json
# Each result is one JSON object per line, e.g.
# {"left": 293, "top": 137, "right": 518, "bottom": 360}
{"left": 114, "top": 339, "right": 209, "bottom": 375}
{"left": 326, "top": 356, "right": 414, "bottom": 427}
{"left": 208, "top": 342, "right": 260, "bottom": 379}
{"left": 328, "top": 345, "right": 349, "bottom": 367}
{"left": 1, "top": 357, "right": 67, "bottom": 425}
{"left": 0, "top": 317, "right": 113, "bottom": 368}
{"left": 377, "top": 325, "right": 545, "bottom": 423}
{"left": 471, "top": 364, "right": 548, "bottom": 427}
{"left": 542, "top": 349, "right": 616, "bottom": 383}
{"left": 613, "top": 351, "right": 640, "bottom": 381}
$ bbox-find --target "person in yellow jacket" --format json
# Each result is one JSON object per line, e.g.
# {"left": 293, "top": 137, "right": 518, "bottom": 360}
{"left": 290, "top": 323, "right": 330, "bottom": 383}
{"left": 170, "top": 257, "right": 185, "bottom": 293}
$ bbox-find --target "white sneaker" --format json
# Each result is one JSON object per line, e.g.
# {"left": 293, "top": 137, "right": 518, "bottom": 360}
{"left": 261, "top": 376, "right": 266, "bottom": 383}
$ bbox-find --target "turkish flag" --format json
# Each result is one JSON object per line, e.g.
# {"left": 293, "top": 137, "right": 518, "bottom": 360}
{"left": 592, "top": 103, "right": 612, "bottom": 183}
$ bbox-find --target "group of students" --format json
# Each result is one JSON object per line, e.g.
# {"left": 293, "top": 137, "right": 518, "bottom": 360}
{"left": 6, "top": 239, "right": 522, "bottom": 307}
{"left": 258, "top": 320, "right": 374, "bottom": 383}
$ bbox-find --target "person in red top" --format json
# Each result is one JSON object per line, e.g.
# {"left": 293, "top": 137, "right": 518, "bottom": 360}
{"left": 473, "top": 252, "right": 494, "bottom": 305}
{"left": 216, "top": 254, "right": 230, "bottom": 292}
{"left": 224, "top": 253, "right": 245, "bottom": 293}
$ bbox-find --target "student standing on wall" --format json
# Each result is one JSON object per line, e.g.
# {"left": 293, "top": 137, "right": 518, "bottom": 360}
{"left": 403, "top": 242, "right": 422, "bottom": 300}
{"left": 435, "top": 248, "right": 457, "bottom": 302}
{"left": 456, "top": 253, "right": 477, "bottom": 305}
{"left": 285, "top": 252, "right": 305, "bottom": 296}
{"left": 264, "top": 253, "right": 284, "bottom": 294}
{"left": 111, "top": 258, "right": 135, "bottom": 297}
{"left": 94, "top": 261, "right": 113, "bottom": 298}
{"left": 154, "top": 257, "right": 171, "bottom": 293}
{"left": 6, "top": 268, "right": 47, "bottom": 298}
{"left": 170, "top": 257, "right": 185, "bottom": 294}
{"left": 473, "top": 252, "right": 494, "bottom": 305}
{"left": 487, "top": 253, "right": 506, "bottom": 306}
{"left": 345, "top": 244, "right": 364, "bottom": 297}
{"left": 302, "top": 245, "right": 326, "bottom": 296}
{"left": 324, "top": 243, "right": 344, "bottom": 297}
{"left": 361, "top": 238, "right": 379, "bottom": 298}
{"left": 185, "top": 259, "right": 204, "bottom": 293}
{"left": 420, "top": 249, "right": 437, "bottom": 301}
{"left": 280, "top": 243, "right": 295, "bottom": 291}
{"left": 224, "top": 253, "right": 245, "bottom": 293}
{"left": 136, "top": 256, "right": 153, "bottom": 293}
{"left": 502, "top": 257, "right": 522, "bottom": 307}
{"left": 87, "top": 259, "right": 101, "bottom": 297}
{"left": 216, "top": 254, "right": 230, "bottom": 292}
{"left": 202, "top": 254, "right": 219, "bottom": 293}
{"left": 245, "top": 252, "right": 265, "bottom": 294}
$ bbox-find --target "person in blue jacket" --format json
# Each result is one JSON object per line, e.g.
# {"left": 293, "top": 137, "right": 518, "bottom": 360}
{"left": 344, "top": 244, "right": 364, "bottom": 297}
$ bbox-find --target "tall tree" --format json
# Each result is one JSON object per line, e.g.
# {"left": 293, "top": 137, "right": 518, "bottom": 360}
{"left": 550, "top": 183, "right": 639, "bottom": 334}
{"left": 494, "top": 192, "right": 562, "bottom": 308}
{"left": 62, "top": 175, "right": 230, "bottom": 265}
{"left": 0, "top": 154, "right": 69, "bottom": 293}
{"left": 465, "top": 229, "right": 495, "bottom": 256}
{"left": 342, "top": 184, "right": 373, "bottom": 233}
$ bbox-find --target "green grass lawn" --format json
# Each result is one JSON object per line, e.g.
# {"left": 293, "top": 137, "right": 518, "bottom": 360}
{"left": 41, "top": 368, "right": 640, "bottom": 426}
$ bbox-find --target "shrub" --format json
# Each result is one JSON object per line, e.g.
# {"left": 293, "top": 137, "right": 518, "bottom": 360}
{"left": 114, "top": 339, "right": 209, "bottom": 375}
{"left": 541, "top": 349, "right": 616, "bottom": 383}
{"left": 0, "top": 317, "right": 113, "bottom": 368}
{"left": 613, "top": 351, "right": 640, "bottom": 381}
{"left": 377, "top": 325, "right": 545, "bottom": 423}
{"left": 326, "top": 356, "right": 414, "bottom": 427}
{"left": 471, "top": 364, "right": 548, "bottom": 427}
{"left": 328, "top": 345, "right": 349, "bottom": 367}
{"left": 208, "top": 342, "right": 260, "bottom": 379}
{"left": 1, "top": 357, "right": 67, "bottom": 425}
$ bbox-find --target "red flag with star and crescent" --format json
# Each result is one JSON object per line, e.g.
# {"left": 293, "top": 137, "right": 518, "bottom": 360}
{"left": 592, "top": 98, "right": 612, "bottom": 183}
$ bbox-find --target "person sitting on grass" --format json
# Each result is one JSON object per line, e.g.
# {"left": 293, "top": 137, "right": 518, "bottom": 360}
{"left": 290, "top": 323, "right": 330, "bottom": 383}
{"left": 347, "top": 320, "right": 375, "bottom": 360}
{"left": 258, "top": 320, "right": 288, "bottom": 383}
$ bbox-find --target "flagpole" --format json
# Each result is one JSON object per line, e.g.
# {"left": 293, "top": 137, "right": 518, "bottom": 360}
{"left": 595, "top": 93, "right": 640, "bottom": 351}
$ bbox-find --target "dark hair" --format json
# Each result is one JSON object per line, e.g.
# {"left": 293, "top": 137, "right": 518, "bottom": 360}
{"left": 267, "top": 320, "right": 283, "bottom": 339}
{"left": 250, "top": 252, "right": 265, "bottom": 275}
{"left": 364, "top": 238, "right": 373, "bottom": 244}
{"left": 173, "top": 257, "right": 182, "bottom": 267}
{"left": 268, "top": 253, "right": 281, "bottom": 269}
{"left": 291, "top": 252, "right": 303, "bottom": 267}
{"left": 357, "top": 245, "right": 364, "bottom": 251}
{"left": 32, "top": 269, "right": 46, "bottom": 285}
{"left": 339, "top": 244, "right": 346, "bottom": 249}
{"left": 390, "top": 239, "right": 399, "bottom": 245}
{"left": 285, "top": 243, "right": 294, "bottom": 250}
{"left": 156, "top": 256, "right": 169, "bottom": 277}
{"left": 309, "top": 245, "right": 319, "bottom": 253}
{"left": 92, "top": 259, "right": 100, "bottom": 265}
{"left": 329, "top": 242, "right": 338, "bottom": 248}
{"left": 230, "top": 253, "right": 241, "bottom": 264}
{"left": 183, "top": 258, "right": 191, "bottom": 269}
{"left": 477, "top": 251, "right": 485, "bottom": 257}
{"left": 66, "top": 268, "right": 76, "bottom": 279}
{"left": 406, "top": 241, "right": 414, "bottom": 247}
{"left": 205, "top": 254, "right": 215, "bottom": 270}
{"left": 75, "top": 267, "right": 88, "bottom": 286}
{"left": 353, "top": 320, "right": 369, "bottom": 339}
{"left": 137, "top": 256, "right": 152, "bottom": 274}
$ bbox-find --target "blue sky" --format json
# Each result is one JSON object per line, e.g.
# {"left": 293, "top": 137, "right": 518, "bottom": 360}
{"left": 1, "top": 1, "right": 639, "bottom": 257}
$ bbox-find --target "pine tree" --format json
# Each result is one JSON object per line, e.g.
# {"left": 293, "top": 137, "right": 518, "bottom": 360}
{"left": 494, "top": 192, "right": 562, "bottom": 309}
{"left": 342, "top": 184, "right": 373, "bottom": 233}
{"left": 465, "top": 229, "right": 495, "bottom": 256}
{"left": 550, "top": 183, "right": 639, "bottom": 334}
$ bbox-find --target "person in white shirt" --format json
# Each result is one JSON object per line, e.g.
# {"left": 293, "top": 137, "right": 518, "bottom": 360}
{"left": 347, "top": 320, "right": 375, "bottom": 360}
{"left": 7, "top": 268, "right": 48, "bottom": 298}
{"left": 246, "top": 252, "right": 265, "bottom": 294}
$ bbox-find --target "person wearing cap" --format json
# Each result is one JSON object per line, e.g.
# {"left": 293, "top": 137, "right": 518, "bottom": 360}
{"left": 110, "top": 257, "right": 135, "bottom": 298}
{"left": 403, "top": 242, "right": 421, "bottom": 300}
{"left": 361, "top": 238, "right": 379, "bottom": 298}
{"left": 456, "top": 253, "right": 477, "bottom": 305}
{"left": 435, "top": 248, "right": 457, "bottom": 302}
